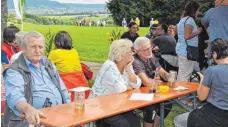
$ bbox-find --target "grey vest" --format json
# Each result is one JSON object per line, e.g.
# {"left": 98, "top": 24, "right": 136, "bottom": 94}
{"left": 3, "top": 54, "right": 67, "bottom": 127}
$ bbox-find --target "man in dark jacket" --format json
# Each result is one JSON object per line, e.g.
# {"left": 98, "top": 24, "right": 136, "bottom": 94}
{"left": 121, "top": 22, "right": 139, "bottom": 43}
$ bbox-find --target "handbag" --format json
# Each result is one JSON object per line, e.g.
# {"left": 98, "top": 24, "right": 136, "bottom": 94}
{"left": 81, "top": 62, "right": 93, "bottom": 80}
{"left": 184, "top": 17, "right": 199, "bottom": 61}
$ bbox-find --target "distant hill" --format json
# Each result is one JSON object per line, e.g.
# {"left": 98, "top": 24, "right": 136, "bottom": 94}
{"left": 8, "top": 0, "right": 106, "bottom": 9}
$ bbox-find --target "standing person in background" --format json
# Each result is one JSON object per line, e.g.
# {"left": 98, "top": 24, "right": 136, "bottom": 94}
{"left": 135, "top": 17, "right": 140, "bottom": 26}
{"left": 102, "top": 20, "right": 106, "bottom": 27}
{"left": 202, "top": 0, "right": 228, "bottom": 40}
{"left": 150, "top": 18, "right": 154, "bottom": 28}
{"left": 89, "top": 20, "right": 92, "bottom": 26}
{"left": 48, "top": 31, "right": 89, "bottom": 100}
{"left": 130, "top": 18, "right": 134, "bottom": 23}
{"left": 201, "top": 0, "right": 228, "bottom": 57}
{"left": 197, "top": 22, "right": 209, "bottom": 70}
{"left": 176, "top": 0, "right": 202, "bottom": 81}
{"left": 97, "top": 20, "right": 100, "bottom": 27}
{"left": 1, "top": 25, "right": 20, "bottom": 64}
{"left": 122, "top": 18, "right": 127, "bottom": 30}
{"left": 121, "top": 22, "right": 139, "bottom": 43}
{"left": 83, "top": 19, "right": 86, "bottom": 26}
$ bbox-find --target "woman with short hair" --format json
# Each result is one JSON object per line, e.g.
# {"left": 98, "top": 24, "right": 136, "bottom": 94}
{"left": 90, "top": 39, "right": 141, "bottom": 127}
{"left": 187, "top": 38, "right": 228, "bottom": 127}
{"left": 48, "top": 31, "right": 88, "bottom": 100}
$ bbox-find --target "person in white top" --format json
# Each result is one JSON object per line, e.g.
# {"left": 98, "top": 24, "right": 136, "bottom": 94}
{"left": 122, "top": 18, "right": 127, "bottom": 30}
{"left": 11, "top": 32, "right": 28, "bottom": 63}
{"left": 150, "top": 18, "right": 154, "bottom": 28}
{"left": 90, "top": 39, "right": 141, "bottom": 127}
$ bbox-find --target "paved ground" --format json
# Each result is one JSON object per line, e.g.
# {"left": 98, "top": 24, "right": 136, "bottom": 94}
{"left": 82, "top": 61, "right": 103, "bottom": 80}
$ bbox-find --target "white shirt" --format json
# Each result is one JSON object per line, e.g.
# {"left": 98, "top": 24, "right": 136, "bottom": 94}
{"left": 89, "top": 60, "right": 141, "bottom": 98}
{"left": 10, "top": 51, "right": 22, "bottom": 63}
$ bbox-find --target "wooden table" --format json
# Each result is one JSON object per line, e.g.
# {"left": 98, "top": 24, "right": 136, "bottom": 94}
{"left": 39, "top": 81, "right": 199, "bottom": 127}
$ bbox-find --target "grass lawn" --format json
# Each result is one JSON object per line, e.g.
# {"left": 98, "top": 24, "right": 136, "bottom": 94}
{"left": 18, "top": 23, "right": 149, "bottom": 63}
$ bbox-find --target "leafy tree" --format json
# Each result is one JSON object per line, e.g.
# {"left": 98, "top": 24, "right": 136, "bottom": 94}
{"left": 1, "top": 0, "right": 8, "bottom": 38}
{"left": 107, "top": 0, "right": 214, "bottom": 26}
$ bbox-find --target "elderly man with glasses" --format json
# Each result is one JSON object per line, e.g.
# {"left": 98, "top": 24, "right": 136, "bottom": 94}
{"left": 132, "top": 37, "right": 172, "bottom": 127}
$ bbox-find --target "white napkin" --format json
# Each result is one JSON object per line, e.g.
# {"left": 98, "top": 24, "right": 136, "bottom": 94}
{"left": 129, "top": 93, "right": 154, "bottom": 101}
{"left": 174, "top": 86, "right": 188, "bottom": 91}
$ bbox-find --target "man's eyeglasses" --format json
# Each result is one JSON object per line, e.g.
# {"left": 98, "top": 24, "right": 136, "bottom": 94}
{"left": 140, "top": 46, "right": 153, "bottom": 53}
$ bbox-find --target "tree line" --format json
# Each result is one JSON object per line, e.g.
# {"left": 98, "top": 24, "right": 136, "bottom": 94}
{"left": 24, "top": 14, "right": 77, "bottom": 25}
{"left": 107, "top": 0, "right": 215, "bottom": 26}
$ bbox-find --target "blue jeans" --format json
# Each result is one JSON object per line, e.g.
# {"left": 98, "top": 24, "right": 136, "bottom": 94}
{"left": 96, "top": 111, "right": 140, "bottom": 127}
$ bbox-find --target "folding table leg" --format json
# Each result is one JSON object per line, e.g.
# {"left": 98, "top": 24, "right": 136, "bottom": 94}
{"left": 193, "top": 93, "right": 197, "bottom": 109}
{"left": 160, "top": 102, "right": 165, "bottom": 127}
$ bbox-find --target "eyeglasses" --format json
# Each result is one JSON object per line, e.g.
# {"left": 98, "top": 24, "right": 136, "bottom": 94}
{"left": 140, "top": 46, "right": 153, "bottom": 53}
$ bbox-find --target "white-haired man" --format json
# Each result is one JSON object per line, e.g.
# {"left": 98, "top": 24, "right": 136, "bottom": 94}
{"left": 11, "top": 32, "right": 28, "bottom": 63}
{"left": 133, "top": 37, "right": 172, "bottom": 127}
{"left": 3, "top": 31, "right": 71, "bottom": 127}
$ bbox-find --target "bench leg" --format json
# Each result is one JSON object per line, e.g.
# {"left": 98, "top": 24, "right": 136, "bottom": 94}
{"left": 160, "top": 102, "right": 165, "bottom": 127}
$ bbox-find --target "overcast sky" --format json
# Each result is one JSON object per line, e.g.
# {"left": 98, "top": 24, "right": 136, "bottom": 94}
{"left": 52, "top": 0, "right": 108, "bottom": 4}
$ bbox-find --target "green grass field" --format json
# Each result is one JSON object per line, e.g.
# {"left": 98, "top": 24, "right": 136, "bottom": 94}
{"left": 17, "top": 23, "right": 149, "bottom": 63}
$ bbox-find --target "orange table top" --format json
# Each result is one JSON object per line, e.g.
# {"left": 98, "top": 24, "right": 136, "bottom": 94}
{"left": 39, "top": 81, "right": 199, "bottom": 127}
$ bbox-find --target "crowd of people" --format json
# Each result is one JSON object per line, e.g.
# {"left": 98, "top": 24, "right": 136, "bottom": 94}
{"left": 76, "top": 19, "right": 107, "bottom": 27}
{"left": 1, "top": 0, "right": 228, "bottom": 127}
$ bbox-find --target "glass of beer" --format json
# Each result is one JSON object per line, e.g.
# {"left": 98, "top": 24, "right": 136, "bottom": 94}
{"left": 74, "top": 91, "right": 85, "bottom": 110}
{"left": 150, "top": 79, "right": 160, "bottom": 93}
{"left": 168, "top": 70, "right": 177, "bottom": 87}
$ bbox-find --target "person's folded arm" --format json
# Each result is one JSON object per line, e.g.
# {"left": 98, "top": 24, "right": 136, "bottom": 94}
{"left": 126, "top": 66, "right": 142, "bottom": 89}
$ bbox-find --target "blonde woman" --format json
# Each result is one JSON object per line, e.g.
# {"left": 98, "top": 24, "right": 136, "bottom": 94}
{"left": 90, "top": 39, "right": 141, "bottom": 127}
